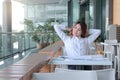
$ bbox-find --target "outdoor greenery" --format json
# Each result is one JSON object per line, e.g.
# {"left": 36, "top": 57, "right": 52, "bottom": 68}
{"left": 23, "top": 19, "right": 60, "bottom": 47}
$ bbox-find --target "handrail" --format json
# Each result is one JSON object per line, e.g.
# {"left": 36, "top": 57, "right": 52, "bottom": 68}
{"left": 40, "top": 41, "right": 63, "bottom": 54}
{"left": 39, "top": 41, "right": 64, "bottom": 72}
{"left": 0, "top": 53, "right": 50, "bottom": 80}
{"left": 0, "top": 32, "right": 36, "bottom": 68}
{"left": 0, "top": 41, "right": 63, "bottom": 80}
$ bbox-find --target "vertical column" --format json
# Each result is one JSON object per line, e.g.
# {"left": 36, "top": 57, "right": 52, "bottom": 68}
{"left": 68, "top": 0, "right": 80, "bottom": 26}
{"left": 68, "top": 0, "right": 73, "bottom": 26}
{"left": 93, "top": 0, "right": 106, "bottom": 41}
{"left": 2, "top": 0, "right": 13, "bottom": 58}
{"left": 73, "top": 0, "right": 80, "bottom": 23}
{"left": 2, "top": 0, "right": 12, "bottom": 32}
{"left": 108, "top": 0, "right": 113, "bottom": 24}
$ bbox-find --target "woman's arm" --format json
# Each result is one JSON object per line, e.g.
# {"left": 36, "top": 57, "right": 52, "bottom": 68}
{"left": 87, "top": 29, "right": 101, "bottom": 44}
{"left": 54, "top": 24, "right": 69, "bottom": 41}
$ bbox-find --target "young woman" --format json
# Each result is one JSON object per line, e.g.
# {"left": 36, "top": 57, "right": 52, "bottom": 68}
{"left": 54, "top": 21, "right": 101, "bottom": 69}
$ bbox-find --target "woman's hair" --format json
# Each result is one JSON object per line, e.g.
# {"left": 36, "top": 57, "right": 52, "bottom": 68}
{"left": 69, "top": 21, "right": 87, "bottom": 38}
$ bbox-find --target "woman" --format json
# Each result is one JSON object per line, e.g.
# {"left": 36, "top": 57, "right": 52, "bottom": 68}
{"left": 54, "top": 21, "right": 101, "bottom": 69}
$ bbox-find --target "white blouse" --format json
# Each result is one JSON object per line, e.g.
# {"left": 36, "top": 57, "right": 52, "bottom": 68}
{"left": 54, "top": 24, "right": 101, "bottom": 58}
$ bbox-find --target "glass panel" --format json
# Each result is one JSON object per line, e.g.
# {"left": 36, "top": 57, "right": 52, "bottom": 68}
{"left": 0, "top": 32, "right": 36, "bottom": 69}
{"left": 26, "top": 3, "right": 68, "bottom": 25}
{"left": 27, "top": 5, "right": 35, "bottom": 18}
{"left": 89, "top": 0, "right": 94, "bottom": 28}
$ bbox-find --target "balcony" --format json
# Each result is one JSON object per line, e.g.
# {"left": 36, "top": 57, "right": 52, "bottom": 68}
{"left": 0, "top": 30, "right": 62, "bottom": 80}
{"left": 0, "top": 0, "right": 120, "bottom": 80}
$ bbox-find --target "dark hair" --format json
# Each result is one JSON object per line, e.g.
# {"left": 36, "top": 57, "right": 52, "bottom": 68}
{"left": 69, "top": 21, "right": 87, "bottom": 38}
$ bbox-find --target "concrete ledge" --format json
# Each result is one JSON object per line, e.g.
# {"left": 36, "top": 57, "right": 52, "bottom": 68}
{"left": 0, "top": 41, "right": 63, "bottom": 80}
{"left": 0, "top": 53, "right": 50, "bottom": 80}
{"left": 39, "top": 41, "right": 64, "bottom": 72}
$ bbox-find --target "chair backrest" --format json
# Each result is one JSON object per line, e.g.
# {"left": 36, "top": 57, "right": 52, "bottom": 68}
{"left": 55, "top": 68, "right": 115, "bottom": 80}
{"left": 32, "top": 70, "right": 97, "bottom": 80}
{"left": 104, "top": 39, "right": 118, "bottom": 61}
{"left": 104, "top": 39, "right": 117, "bottom": 53}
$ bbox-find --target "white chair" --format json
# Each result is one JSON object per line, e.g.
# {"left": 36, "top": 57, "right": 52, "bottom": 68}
{"left": 103, "top": 40, "right": 117, "bottom": 71}
{"left": 55, "top": 68, "right": 115, "bottom": 80}
{"left": 104, "top": 39, "right": 118, "bottom": 61}
{"left": 103, "top": 40, "right": 120, "bottom": 79}
{"left": 32, "top": 70, "right": 97, "bottom": 80}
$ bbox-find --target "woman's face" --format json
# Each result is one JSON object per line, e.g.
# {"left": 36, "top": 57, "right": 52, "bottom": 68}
{"left": 72, "top": 24, "right": 82, "bottom": 37}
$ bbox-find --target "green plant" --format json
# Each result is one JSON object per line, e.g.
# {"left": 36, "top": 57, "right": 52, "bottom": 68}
{"left": 23, "top": 18, "right": 60, "bottom": 44}
{"left": 24, "top": 19, "right": 40, "bottom": 43}
{"left": 42, "top": 19, "right": 59, "bottom": 43}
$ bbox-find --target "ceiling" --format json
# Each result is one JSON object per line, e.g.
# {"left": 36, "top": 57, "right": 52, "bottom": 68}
{"left": 13, "top": 0, "right": 69, "bottom": 5}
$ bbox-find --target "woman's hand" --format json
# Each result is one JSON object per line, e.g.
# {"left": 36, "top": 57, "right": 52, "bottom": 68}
{"left": 66, "top": 27, "right": 72, "bottom": 31}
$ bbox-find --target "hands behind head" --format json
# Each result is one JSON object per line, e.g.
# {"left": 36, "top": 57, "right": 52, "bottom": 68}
{"left": 66, "top": 27, "right": 73, "bottom": 31}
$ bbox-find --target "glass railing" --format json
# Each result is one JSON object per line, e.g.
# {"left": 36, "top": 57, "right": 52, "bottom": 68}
{"left": 0, "top": 32, "right": 60, "bottom": 69}
{"left": 0, "top": 32, "right": 36, "bottom": 69}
